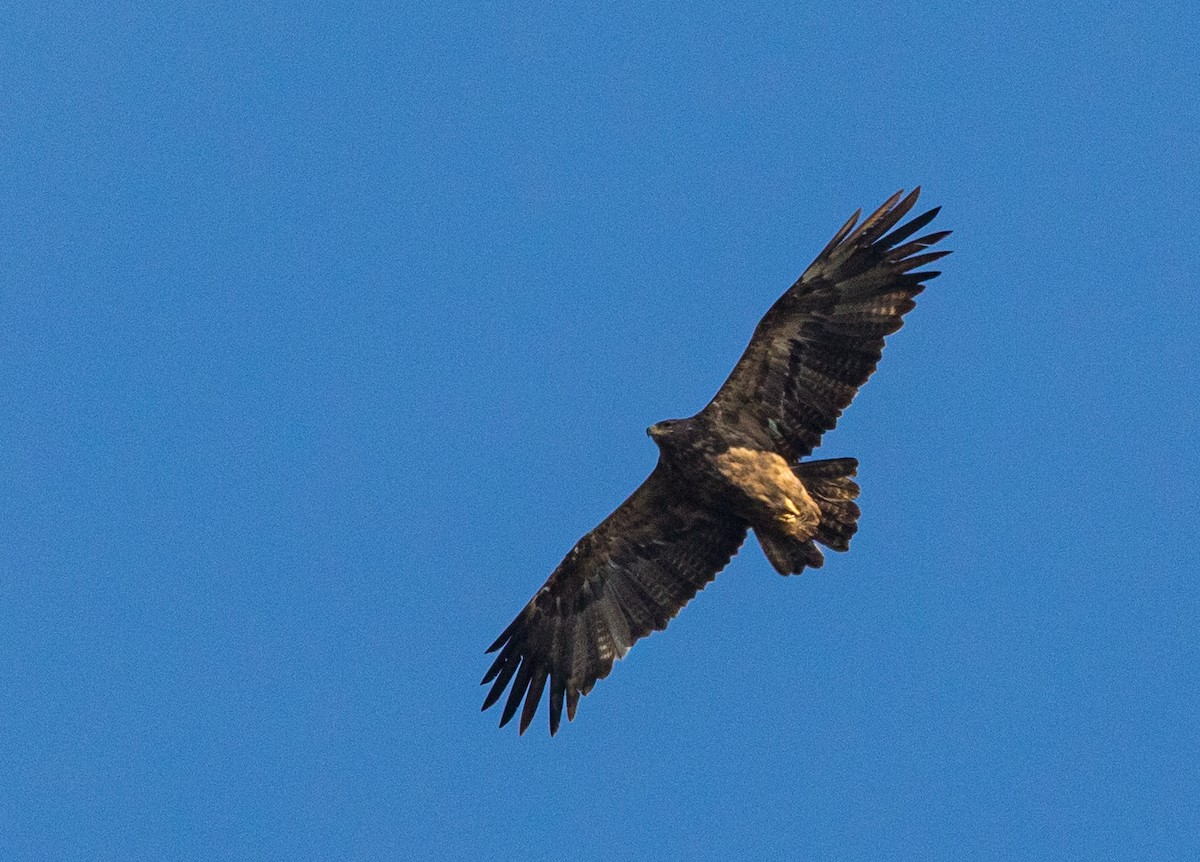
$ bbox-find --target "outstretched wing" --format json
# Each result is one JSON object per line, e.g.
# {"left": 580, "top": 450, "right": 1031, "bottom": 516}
{"left": 482, "top": 465, "right": 747, "bottom": 735}
{"left": 702, "top": 188, "right": 951, "bottom": 461}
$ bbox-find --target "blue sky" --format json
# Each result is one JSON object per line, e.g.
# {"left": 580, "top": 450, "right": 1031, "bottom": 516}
{"left": 3, "top": 1, "right": 1198, "bottom": 859}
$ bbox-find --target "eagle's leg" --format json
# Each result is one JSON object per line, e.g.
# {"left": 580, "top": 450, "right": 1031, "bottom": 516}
{"left": 757, "top": 526, "right": 825, "bottom": 575}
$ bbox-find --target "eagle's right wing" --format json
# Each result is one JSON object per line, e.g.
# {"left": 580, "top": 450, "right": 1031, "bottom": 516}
{"left": 482, "top": 465, "right": 748, "bottom": 735}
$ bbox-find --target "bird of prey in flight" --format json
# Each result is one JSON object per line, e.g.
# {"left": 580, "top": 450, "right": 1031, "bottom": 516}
{"left": 482, "top": 189, "right": 950, "bottom": 735}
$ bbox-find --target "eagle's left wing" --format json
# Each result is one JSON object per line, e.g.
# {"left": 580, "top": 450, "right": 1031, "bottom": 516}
{"left": 701, "top": 189, "right": 950, "bottom": 462}
{"left": 482, "top": 464, "right": 747, "bottom": 735}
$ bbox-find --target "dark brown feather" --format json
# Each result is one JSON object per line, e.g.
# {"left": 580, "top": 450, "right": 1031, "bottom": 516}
{"left": 701, "top": 189, "right": 950, "bottom": 461}
{"left": 482, "top": 464, "right": 748, "bottom": 735}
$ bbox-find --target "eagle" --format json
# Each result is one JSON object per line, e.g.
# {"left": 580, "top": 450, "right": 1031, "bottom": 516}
{"left": 482, "top": 189, "right": 950, "bottom": 735}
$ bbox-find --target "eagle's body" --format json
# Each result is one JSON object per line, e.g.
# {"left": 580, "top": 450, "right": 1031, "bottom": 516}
{"left": 648, "top": 418, "right": 811, "bottom": 520}
{"left": 648, "top": 418, "right": 834, "bottom": 569}
{"left": 483, "top": 189, "right": 951, "bottom": 735}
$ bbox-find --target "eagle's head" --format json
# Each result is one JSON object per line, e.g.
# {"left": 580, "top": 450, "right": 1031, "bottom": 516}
{"left": 647, "top": 418, "right": 691, "bottom": 447}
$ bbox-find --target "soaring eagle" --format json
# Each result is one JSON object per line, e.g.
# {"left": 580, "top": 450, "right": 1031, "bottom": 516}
{"left": 482, "top": 189, "right": 950, "bottom": 735}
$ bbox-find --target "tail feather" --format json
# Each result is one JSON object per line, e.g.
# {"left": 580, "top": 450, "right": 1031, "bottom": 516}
{"left": 795, "top": 457, "right": 861, "bottom": 552}
{"left": 757, "top": 458, "right": 862, "bottom": 575}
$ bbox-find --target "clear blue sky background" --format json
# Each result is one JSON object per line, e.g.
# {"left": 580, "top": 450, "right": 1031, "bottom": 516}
{"left": 2, "top": 2, "right": 1198, "bottom": 859}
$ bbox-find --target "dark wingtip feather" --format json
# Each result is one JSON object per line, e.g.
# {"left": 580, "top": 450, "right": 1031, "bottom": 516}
{"left": 882, "top": 206, "right": 942, "bottom": 249}
{"left": 482, "top": 680, "right": 506, "bottom": 711}
{"left": 549, "top": 674, "right": 565, "bottom": 736}
{"left": 887, "top": 230, "right": 953, "bottom": 262}
{"left": 817, "top": 208, "right": 862, "bottom": 258}
{"left": 518, "top": 667, "right": 548, "bottom": 734}
{"left": 897, "top": 249, "right": 952, "bottom": 272}
{"left": 896, "top": 186, "right": 922, "bottom": 215}
{"left": 482, "top": 652, "right": 520, "bottom": 710}
{"left": 866, "top": 189, "right": 907, "bottom": 222}
{"left": 499, "top": 659, "right": 533, "bottom": 728}
{"left": 880, "top": 188, "right": 907, "bottom": 210}
{"left": 481, "top": 636, "right": 518, "bottom": 685}
{"left": 485, "top": 617, "right": 519, "bottom": 654}
{"left": 845, "top": 189, "right": 913, "bottom": 247}
{"left": 566, "top": 685, "right": 580, "bottom": 722}
{"left": 480, "top": 653, "right": 503, "bottom": 686}
{"left": 875, "top": 188, "right": 921, "bottom": 235}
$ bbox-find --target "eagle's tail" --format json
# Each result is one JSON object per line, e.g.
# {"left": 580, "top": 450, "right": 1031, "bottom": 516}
{"left": 757, "top": 458, "right": 861, "bottom": 575}
{"left": 796, "top": 458, "right": 861, "bottom": 553}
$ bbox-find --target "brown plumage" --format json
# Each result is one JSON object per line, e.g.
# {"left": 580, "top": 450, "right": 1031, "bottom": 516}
{"left": 483, "top": 189, "right": 950, "bottom": 734}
